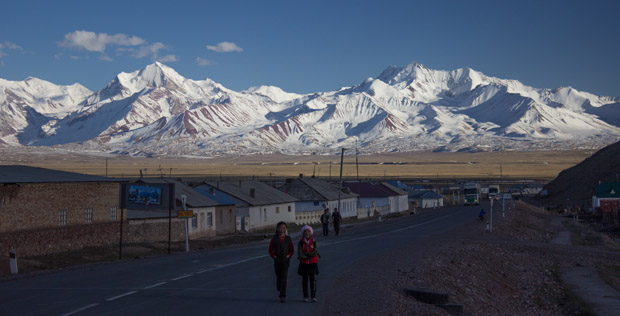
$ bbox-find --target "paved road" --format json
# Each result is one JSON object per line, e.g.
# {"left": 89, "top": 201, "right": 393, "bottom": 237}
{"left": 0, "top": 205, "right": 481, "bottom": 316}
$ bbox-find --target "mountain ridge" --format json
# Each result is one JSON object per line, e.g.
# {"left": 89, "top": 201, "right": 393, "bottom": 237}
{"left": 1, "top": 62, "right": 619, "bottom": 157}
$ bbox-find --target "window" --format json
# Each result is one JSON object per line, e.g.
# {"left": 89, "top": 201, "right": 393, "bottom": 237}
{"left": 288, "top": 205, "right": 291, "bottom": 212}
{"left": 264, "top": 208, "right": 267, "bottom": 222}
{"left": 110, "top": 206, "right": 117, "bottom": 221}
{"left": 276, "top": 207, "right": 280, "bottom": 214}
{"left": 58, "top": 210, "right": 67, "bottom": 226}
{"left": 192, "top": 214, "right": 198, "bottom": 228}
{"left": 207, "top": 212, "right": 213, "bottom": 227}
{"left": 85, "top": 208, "right": 93, "bottom": 224}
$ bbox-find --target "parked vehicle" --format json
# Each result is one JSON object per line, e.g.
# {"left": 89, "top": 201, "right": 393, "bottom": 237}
{"left": 463, "top": 182, "right": 480, "bottom": 205}
{"left": 488, "top": 184, "right": 500, "bottom": 200}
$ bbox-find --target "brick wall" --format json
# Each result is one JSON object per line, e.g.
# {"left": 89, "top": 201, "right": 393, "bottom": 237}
{"left": 126, "top": 218, "right": 186, "bottom": 243}
{"left": 0, "top": 222, "right": 122, "bottom": 257}
{"left": 0, "top": 218, "right": 187, "bottom": 257}
{"left": 0, "top": 182, "right": 207, "bottom": 257}
{"left": 0, "top": 182, "right": 121, "bottom": 233}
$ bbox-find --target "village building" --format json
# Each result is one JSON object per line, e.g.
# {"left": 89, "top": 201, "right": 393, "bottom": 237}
{"left": 193, "top": 180, "right": 296, "bottom": 232}
{"left": 592, "top": 182, "right": 620, "bottom": 224}
{"left": 278, "top": 175, "right": 358, "bottom": 224}
{"left": 342, "top": 181, "right": 409, "bottom": 216}
{"left": 522, "top": 182, "right": 544, "bottom": 196}
{"left": 0, "top": 165, "right": 124, "bottom": 257}
{"left": 408, "top": 190, "right": 444, "bottom": 209}
{"left": 137, "top": 178, "right": 235, "bottom": 238}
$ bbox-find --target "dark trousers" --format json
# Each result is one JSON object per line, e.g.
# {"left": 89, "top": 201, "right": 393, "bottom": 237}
{"left": 322, "top": 223, "right": 329, "bottom": 236}
{"left": 334, "top": 223, "right": 340, "bottom": 236}
{"left": 302, "top": 273, "right": 316, "bottom": 298}
{"left": 274, "top": 262, "right": 289, "bottom": 298}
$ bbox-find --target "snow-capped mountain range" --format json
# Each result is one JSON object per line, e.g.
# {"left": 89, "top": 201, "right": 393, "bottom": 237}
{"left": 1, "top": 62, "right": 619, "bottom": 157}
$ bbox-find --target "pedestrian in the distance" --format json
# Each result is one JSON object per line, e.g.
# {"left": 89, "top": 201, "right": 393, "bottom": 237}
{"left": 320, "top": 206, "right": 330, "bottom": 236}
{"left": 479, "top": 208, "right": 485, "bottom": 221}
{"left": 268, "top": 221, "right": 294, "bottom": 303}
{"left": 332, "top": 208, "right": 342, "bottom": 236}
{"left": 297, "top": 225, "right": 319, "bottom": 302}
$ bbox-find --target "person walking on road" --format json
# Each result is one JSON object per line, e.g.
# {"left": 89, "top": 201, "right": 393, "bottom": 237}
{"left": 320, "top": 206, "right": 330, "bottom": 236}
{"left": 332, "top": 208, "right": 342, "bottom": 236}
{"left": 479, "top": 208, "right": 485, "bottom": 221}
{"left": 297, "top": 225, "right": 319, "bottom": 302}
{"left": 268, "top": 221, "right": 294, "bottom": 303}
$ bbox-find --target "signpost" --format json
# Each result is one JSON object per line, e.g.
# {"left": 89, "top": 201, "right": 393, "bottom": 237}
{"left": 177, "top": 210, "right": 194, "bottom": 218}
{"left": 490, "top": 197, "right": 493, "bottom": 233}
{"left": 181, "top": 195, "right": 189, "bottom": 252}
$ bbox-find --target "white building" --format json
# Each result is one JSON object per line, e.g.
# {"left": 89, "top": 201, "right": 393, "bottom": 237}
{"left": 278, "top": 175, "right": 358, "bottom": 225}
{"left": 195, "top": 180, "right": 297, "bottom": 232}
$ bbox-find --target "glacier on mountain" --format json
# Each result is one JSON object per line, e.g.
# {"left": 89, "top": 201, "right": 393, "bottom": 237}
{"left": 0, "top": 61, "right": 618, "bottom": 156}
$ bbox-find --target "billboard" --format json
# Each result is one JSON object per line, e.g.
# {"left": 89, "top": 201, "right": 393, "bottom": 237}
{"left": 120, "top": 182, "right": 174, "bottom": 210}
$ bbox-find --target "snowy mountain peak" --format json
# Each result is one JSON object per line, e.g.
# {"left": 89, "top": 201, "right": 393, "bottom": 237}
{"left": 115, "top": 62, "right": 186, "bottom": 93}
{"left": 1, "top": 61, "right": 619, "bottom": 155}
{"left": 243, "top": 85, "right": 303, "bottom": 103}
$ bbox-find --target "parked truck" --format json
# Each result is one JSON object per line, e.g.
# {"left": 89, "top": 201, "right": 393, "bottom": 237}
{"left": 463, "top": 182, "right": 480, "bottom": 205}
{"left": 488, "top": 184, "right": 500, "bottom": 200}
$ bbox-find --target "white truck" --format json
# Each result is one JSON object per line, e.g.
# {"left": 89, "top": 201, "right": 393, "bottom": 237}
{"left": 488, "top": 184, "right": 500, "bottom": 200}
{"left": 463, "top": 182, "right": 480, "bottom": 205}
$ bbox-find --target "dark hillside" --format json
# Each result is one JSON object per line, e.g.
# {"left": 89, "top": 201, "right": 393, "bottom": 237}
{"left": 541, "top": 139, "right": 620, "bottom": 207}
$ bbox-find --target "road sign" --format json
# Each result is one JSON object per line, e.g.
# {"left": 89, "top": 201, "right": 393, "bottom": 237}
{"left": 177, "top": 210, "right": 194, "bottom": 218}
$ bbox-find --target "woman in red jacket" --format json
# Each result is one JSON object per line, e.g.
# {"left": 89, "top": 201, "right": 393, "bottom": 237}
{"left": 297, "top": 225, "right": 319, "bottom": 302}
{"left": 268, "top": 221, "right": 294, "bottom": 303}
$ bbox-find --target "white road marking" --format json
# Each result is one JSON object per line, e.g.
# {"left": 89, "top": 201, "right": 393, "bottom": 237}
{"left": 143, "top": 282, "right": 167, "bottom": 289}
{"left": 59, "top": 303, "right": 99, "bottom": 316}
{"left": 172, "top": 274, "right": 192, "bottom": 281}
{"left": 106, "top": 291, "right": 137, "bottom": 301}
{"left": 56, "top": 212, "right": 458, "bottom": 316}
{"left": 322, "top": 214, "right": 452, "bottom": 246}
{"left": 192, "top": 214, "right": 455, "bottom": 274}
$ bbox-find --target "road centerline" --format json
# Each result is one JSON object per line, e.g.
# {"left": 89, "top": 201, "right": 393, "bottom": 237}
{"left": 106, "top": 291, "right": 138, "bottom": 301}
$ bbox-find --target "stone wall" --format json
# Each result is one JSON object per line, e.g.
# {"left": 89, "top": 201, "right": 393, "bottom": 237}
{"left": 0, "top": 218, "right": 187, "bottom": 258}
{"left": 0, "top": 182, "right": 121, "bottom": 233}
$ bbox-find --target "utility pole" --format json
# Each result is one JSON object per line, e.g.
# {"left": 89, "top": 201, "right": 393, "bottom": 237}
{"left": 500, "top": 162, "right": 503, "bottom": 188}
{"left": 355, "top": 140, "right": 359, "bottom": 182}
{"left": 182, "top": 195, "right": 189, "bottom": 252}
{"left": 329, "top": 160, "right": 332, "bottom": 180}
{"left": 338, "top": 148, "right": 345, "bottom": 216}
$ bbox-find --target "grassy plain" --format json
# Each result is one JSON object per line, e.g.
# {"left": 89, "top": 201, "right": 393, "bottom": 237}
{"left": 0, "top": 148, "right": 595, "bottom": 181}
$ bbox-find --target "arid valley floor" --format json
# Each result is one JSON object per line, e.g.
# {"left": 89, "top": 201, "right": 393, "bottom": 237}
{"left": 0, "top": 148, "right": 595, "bottom": 181}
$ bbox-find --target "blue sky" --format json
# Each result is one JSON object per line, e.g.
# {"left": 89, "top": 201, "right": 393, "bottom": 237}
{"left": 1, "top": 0, "right": 619, "bottom": 97}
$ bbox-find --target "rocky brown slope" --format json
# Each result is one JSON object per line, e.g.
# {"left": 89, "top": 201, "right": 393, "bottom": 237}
{"left": 323, "top": 202, "right": 620, "bottom": 315}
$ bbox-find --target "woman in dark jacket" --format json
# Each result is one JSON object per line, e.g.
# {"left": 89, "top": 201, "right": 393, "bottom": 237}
{"left": 268, "top": 221, "right": 294, "bottom": 303}
{"left": 297, "top": 225, "right": 319, "bottom": 302}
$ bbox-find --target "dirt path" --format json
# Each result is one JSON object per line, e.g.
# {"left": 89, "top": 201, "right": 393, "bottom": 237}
{"left": 549, "top": 216, "right": 620, "bottom": 316}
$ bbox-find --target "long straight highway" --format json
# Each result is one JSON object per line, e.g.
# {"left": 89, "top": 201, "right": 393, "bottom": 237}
{"left": 0, "top": 204, "right": 484, "bottom": 316}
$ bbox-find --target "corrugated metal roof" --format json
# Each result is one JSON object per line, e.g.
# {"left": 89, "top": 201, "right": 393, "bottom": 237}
{"left": 279, "top": 177, "right": 358, "bottom": 201}
{"left": 0, "top": 165, "right": 123, "bottom": 183}
{"left": 204, "top": 180, "right": 297, "bottom": 206}
{"left": 408, "top": 190, "right": 443, "bottom": 199}
{"left": 343, "top": 182, "right": 404, "bottom": 198}
{"left": 595, "top": 182, "right": 620, "bottom": 199}
{"left": 381, "top": 182, "right": 409, "bottom": 195}
{"left": 192, "top": 184, "right": 248, "bottom": 207}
